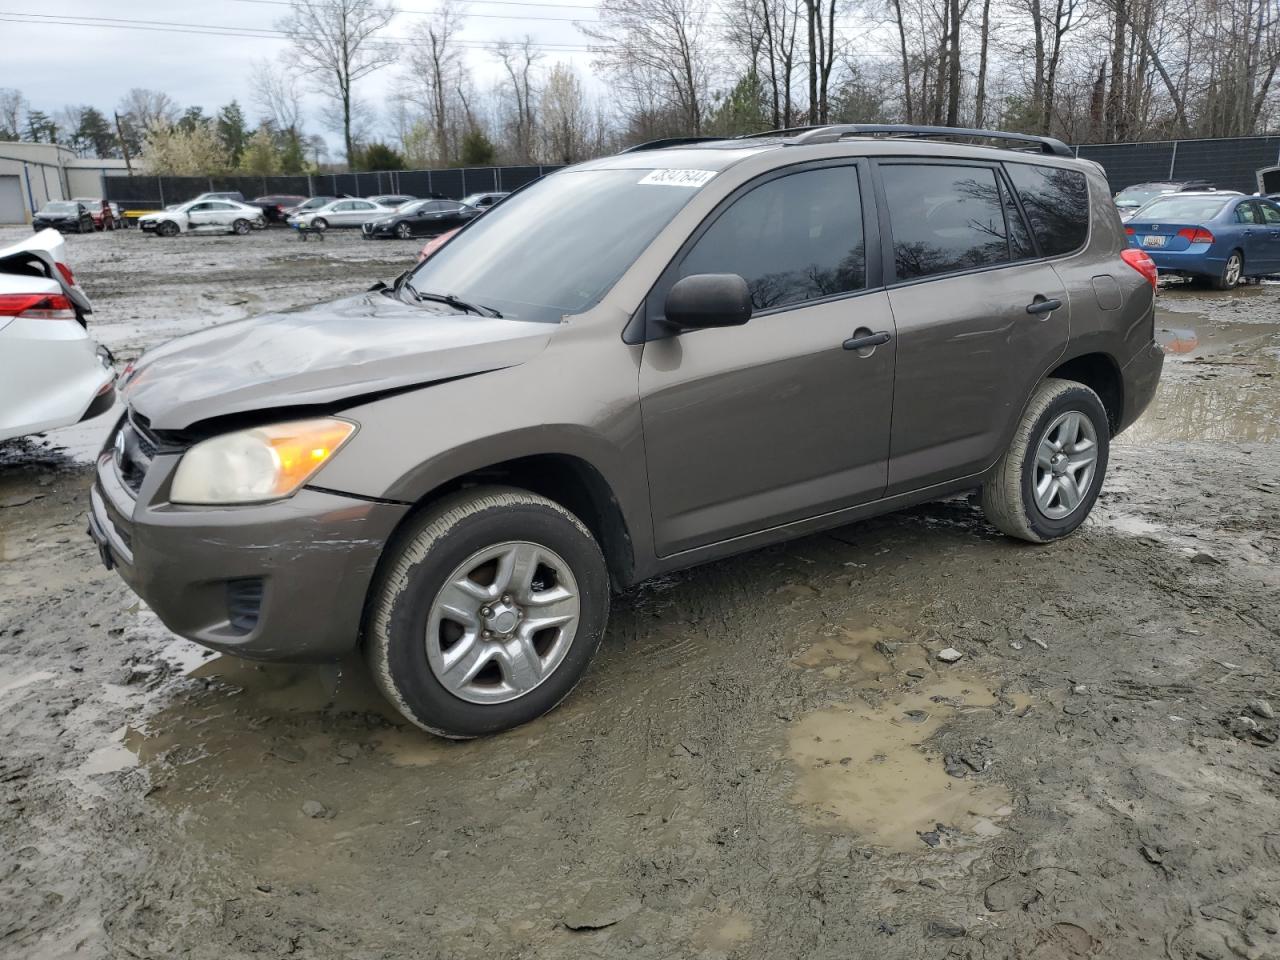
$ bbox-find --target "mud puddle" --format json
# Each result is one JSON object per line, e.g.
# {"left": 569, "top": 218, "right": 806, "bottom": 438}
{"left": 788, "top": 682, "right": 1015, "bottom": 851}
{"left": 1120, "top": 304, "right": 1280, "bottom": 444}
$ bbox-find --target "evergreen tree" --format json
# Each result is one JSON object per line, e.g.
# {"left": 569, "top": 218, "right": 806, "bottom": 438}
{"left": 278, "top": 130, "right": 307, "bottom": 174}
{"left": 239, "top": 127, "right": 280, "bottom": 175}
{"left": 178, "top": 106, "right": 208, "bottom": 133}
{"left": 359, "top": 142, "right": 405, "bottom": 171}
{"left": 25, "top": 110, "right": 57, "bottom": 143}
{"left": 459, "top": 127, "right": 497, "bottom": 165}
{"left": 216, "top": 101, "right": 249, "bottom": 165}
{"left": 77, "top": 107, "right": 116, "bottom": 158}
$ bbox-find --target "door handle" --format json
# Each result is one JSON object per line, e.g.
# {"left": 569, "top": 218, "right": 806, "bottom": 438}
{"left": 843, "top": 331, "right": 891, "bottom": 351}
{"left": 1026, "top": 297, "right": 1062, "bottom": 315}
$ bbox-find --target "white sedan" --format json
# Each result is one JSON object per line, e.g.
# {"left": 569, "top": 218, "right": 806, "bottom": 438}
{"left": 1, "top": 230, "right": 116, "bottom": 443}
{"left": 287, "top": 198, "right": 394, "bottom": 231}
{"left": 138, "top": 199, "right": 266, "bottom": 237}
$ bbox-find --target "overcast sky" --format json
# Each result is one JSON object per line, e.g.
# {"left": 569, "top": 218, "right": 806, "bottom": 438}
{"left": 2, "top": 0, "right": 600, "bottom": 149}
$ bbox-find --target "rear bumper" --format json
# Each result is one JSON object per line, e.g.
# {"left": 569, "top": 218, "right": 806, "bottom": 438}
{"left": 88, "top": 444, "right": 410, "bottom": 662}
{"left": 1117, "top": 340, "right": 1164, "bottom": 435}
{"left": 1144, "top": 246, "right": 1225, "bottom": 276}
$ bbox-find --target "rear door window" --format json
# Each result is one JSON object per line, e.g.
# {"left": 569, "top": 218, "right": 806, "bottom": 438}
{"left": 679, "top": 165, "right": 866, "bottom": 311}
{"left": 880, "top": 163, "right": 1011, "bottom": 280}
{"left": 1261, "top": 202, "right": 1280, "bottom": 225}
{"left": 1236, "top": 202, "right": 1261, "bottom": 224}
{"left": 1004, "top": 162, "right": 1090, "bottom": 257}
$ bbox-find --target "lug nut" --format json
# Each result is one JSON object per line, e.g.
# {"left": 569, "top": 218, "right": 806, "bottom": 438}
{"left": 481, "top": 607, "right": 491, "bottom": 617}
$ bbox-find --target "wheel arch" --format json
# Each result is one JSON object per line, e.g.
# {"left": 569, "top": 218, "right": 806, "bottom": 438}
{"left": 377, "top": 452, "right": 636, "bottom": 593}
{"left": 1046, "top": 351, "right": 1124, "bottom": 434}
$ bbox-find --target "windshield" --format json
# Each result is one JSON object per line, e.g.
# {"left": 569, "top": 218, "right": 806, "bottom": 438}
{"left": 42, "top": 202, "right": 78, "bottom": 214}
{"left": 1116, "top": 185, "right": 1174, "bottom": 207}
{"left": 406, "top": 168, "right": 706, "bottom": 322}
{"left": 1133, "top": 196, "right": 1229, "bottom": 221}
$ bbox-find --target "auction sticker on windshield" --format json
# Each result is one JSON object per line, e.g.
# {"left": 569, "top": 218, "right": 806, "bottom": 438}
{"left": 639, "top": 169, "right": 717, "bottom": 187}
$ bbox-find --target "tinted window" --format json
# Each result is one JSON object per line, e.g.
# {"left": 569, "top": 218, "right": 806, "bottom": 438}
{"left": 1005, "top": 163, "right": 1090, "bottom": 256}
{"left": 407, "top": 168, "right": 704, "bottom": 323}
{"left": 679, "top": 166, "right": 865, "bottom": 310}
{"left": 1135, "top": 196, "right": 1229, "bottom": 221}
{"left": 1236, "top": 202, "right": 1260, "bottom": 224}
{"left": 999, "top": 176, "right": 1035, "bottom": 259}
{"left": 881, "top": 164, "right": 1010, "bottom": 280}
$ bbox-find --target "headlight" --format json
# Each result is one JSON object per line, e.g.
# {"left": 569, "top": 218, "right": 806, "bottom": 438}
{"left": 170, "top": 417, "right": 356, "bottom": 505}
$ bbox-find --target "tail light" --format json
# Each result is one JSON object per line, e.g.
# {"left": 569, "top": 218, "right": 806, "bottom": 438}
{"left": 55, "top": 262, "right": 76, "bottom": 286}
{"left": 0, "top": 293, "right": 77, "bottom": 320}
{"left": 1124, "top": 226, "right": 1135, "bottom": 235}
{"left": 1121, "top": 249, "right": 1158, "bottom": 289}
{"left": 1176, "top": 227, "right": 1214, "bottom": 244}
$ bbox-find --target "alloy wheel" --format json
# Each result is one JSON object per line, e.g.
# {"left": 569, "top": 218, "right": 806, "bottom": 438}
{"left": 1224, "top": 253, "right": 1242, "bottom": 287}
{"left": 425, "top": 541, "right": 581, "bottom": 705}
{"left": 1033, "top": 410, "right": 1098, "bottom": 520}
{"left": 397, "top": 222, "right": 413, "bottom": 239}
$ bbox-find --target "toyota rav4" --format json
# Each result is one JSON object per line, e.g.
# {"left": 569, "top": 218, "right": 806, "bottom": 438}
{"left": 89, "top": 125, "right": 1163, "bottom": 738}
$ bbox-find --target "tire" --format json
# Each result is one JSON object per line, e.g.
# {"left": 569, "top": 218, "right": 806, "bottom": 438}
{"left": 158, "top": 220, "right": 179, "bottom": 238}
{"left": 232, "top": 218, "right": 251, "bottom": 235}
{"left": 1212, "top": 249, "right": 1243, "bottom": 290}
{"left": 365, "top": 486, "right": 610, "bottom": 739}
{"left": 396, "top": 221, "right": 413, "bottom": 240}
{"left": 311, "top": 217, "right": 328, "bottom": 232}
{"left": 981, "top": 378, "right": 1110, "bottom": 543}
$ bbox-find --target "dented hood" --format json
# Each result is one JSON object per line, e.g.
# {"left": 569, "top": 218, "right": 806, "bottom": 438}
{"left": 124, "top": 291, "right": 554, "bottom": 430}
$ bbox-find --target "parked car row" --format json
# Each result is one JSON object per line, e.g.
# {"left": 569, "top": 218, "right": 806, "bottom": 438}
{"left": 31, "top": 198, "right": 125, "bottom": 234}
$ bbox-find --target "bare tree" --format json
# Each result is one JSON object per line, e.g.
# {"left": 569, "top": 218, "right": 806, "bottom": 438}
{"left": 276, "top": 0, "right": 398, "bottom": 167}
{"left": 406, "top": 1, "right": 467, "bottom": 164}
{"left": 117, "top": 88, "right": 179, "bottom": 132}
{"left": 250, "top": 60, "right": 304, "bottom": 137}
{"left": 0, "top": 88, "right": 26, "bottom": 139}
{"left": 494, "top": 37, "right": 543, "bottom": 162}
{"left": 540, "top": 62, "right": 593, "bottom": 163}
{"left": 583, "top": 0, "right": 712, "bottom": 136}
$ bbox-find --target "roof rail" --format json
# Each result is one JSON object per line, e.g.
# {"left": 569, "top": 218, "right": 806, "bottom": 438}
{"left": 621, "top": 136, "right": 724, "bottom": 153}
{"left": 784, "top": 124, "right": 1074, "bottom": 157}
{"left": 735, "top": 125, "right": 827, "bottom": 139}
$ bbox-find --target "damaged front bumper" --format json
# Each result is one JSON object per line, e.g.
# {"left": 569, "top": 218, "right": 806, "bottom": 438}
{"left": 88, "top": 415, "right": 409, "bottom": 662}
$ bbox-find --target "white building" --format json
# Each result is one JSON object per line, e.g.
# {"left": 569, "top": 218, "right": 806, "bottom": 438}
{"left": 0, "top": 142, "right": 130, "bottom": 224}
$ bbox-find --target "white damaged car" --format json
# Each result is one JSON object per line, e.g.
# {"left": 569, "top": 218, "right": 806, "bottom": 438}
{"left": 138, "top": 198, "right": 266, "bottom": 237}
{"left": 0, "top": 229, "right": 116, "bottom": 443}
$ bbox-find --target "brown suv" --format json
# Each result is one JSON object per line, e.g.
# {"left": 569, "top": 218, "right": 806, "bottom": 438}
{"left": 88, "top": 125, "right": 1164, "bottom": 738}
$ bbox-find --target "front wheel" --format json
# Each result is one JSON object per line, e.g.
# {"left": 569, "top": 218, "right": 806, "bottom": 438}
{"left": 311, "top": 217, "right": 328, "bottom": 232}
{"left": 981, "top": 378, "right": 1110, "bottom": 543}
{"left": 396, "top": 221, "right": 413, "bottom": 240}
{"left": 364, "top": 486, "right": 609, "bottom": 739}
{"left": 1212, "top": 250, "right": 1243, "bottom": 290}
{"left": 232, "top": 218, "right": 251, "bottom": 235}
{"left": 157, "top": 220, "right": 179, "bottom": 238}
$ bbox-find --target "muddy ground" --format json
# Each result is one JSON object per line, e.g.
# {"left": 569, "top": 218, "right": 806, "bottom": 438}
{"left": 1, "top": 226, "right": 1278, "bottom": 960}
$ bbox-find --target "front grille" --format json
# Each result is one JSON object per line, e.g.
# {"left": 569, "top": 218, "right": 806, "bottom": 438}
{"left": 226, "top": 578, "right": 264, "bottom": 634}
{"left": 113, "top": 414, "right": 159, "bottom": 496}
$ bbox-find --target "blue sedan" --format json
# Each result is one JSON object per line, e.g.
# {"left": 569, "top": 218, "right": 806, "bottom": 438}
{"left": 1126, "top": 193, "right": 1280, "bottom": 289}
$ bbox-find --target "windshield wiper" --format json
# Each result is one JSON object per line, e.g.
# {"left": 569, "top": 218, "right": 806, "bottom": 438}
{"left": 404, "top": 280, "right": 502, "bottom": 318}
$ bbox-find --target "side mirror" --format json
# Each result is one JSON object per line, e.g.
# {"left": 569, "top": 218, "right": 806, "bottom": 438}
{"left": 663, "top": 274, "right": 752, "bottom": 330}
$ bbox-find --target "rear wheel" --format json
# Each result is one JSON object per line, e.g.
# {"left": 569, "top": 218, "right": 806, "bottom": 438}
{"left": 365, "top": 486, "right": 610, "bottom": 739}
{"left": 232, "top": 218, "right": 251, "bottom": 235}
{"left": 981, "top": 378, "right": 1110, "bottom": 543}
{"left": 1212, "top": 249, "right": 1243, "bottom": 290}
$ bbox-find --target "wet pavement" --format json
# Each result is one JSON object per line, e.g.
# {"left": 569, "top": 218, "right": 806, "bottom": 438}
{"left": 2, "top": 229, "right": 1279, "bottom": 960}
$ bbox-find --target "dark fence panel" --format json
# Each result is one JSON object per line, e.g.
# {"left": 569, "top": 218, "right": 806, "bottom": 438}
{"left": 1074, "top": 142, "right": 1176, "bottom": 193}
{"left": 1074, "top": 136, "right": 1280, "bottom": 194}
{"left": 104, "top": 164, "right": 566, "bottom": 208}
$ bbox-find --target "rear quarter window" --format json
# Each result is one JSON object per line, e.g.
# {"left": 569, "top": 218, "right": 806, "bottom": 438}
{"left": 1005, "top": 163, "right": 1090, "bottom": 257}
